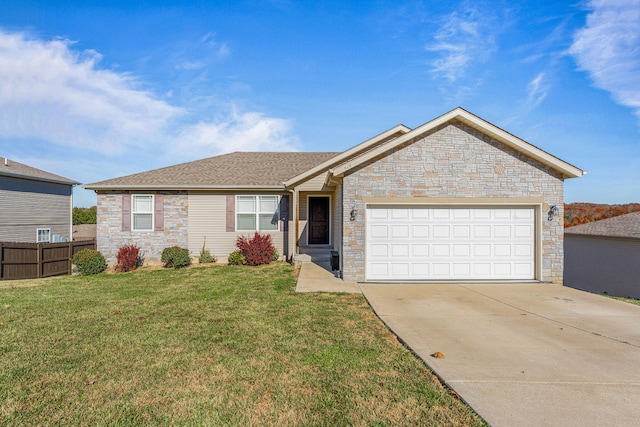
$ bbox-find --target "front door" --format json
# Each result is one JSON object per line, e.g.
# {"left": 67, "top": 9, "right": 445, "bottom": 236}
{"left": 308, "top": 197, "right": 330, "bottom": 245}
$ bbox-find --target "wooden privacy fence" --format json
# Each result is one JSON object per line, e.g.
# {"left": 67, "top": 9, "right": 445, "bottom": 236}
{"left": 0, "top": 239, "right": 96, "bottom": 280}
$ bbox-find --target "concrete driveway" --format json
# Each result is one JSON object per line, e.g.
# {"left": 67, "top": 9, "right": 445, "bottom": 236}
{"left": 360, "top": 283, "right": 640, "bottom": 427}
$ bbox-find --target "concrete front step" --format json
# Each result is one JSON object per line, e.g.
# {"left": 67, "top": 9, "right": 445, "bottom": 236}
{"left": 297, "top": 247, "right": 333, "bottom": 263}
{"left": 294, "top": 253, "right": 331, "bottom": 263}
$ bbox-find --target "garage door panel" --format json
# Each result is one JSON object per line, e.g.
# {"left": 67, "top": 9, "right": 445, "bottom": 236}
{"left": 390, "top": 244, "right": 409, "bottom": 257}
{"left": 433, "top": 225, "right": 450, "bottom": 238}
{"left": 370, "top": 225, "right": 388, "bottom": 238}
{"left": 369, "top": 244, "right": 388, "bottom": 258}
{"left": 412, "top": 244, "right": 429, "bottom": 257}
{"left": 366, "top": 206, "right": 535, "bottom": 281}
{"left": 412, "top": 225, "right": 429, "bottom": 238}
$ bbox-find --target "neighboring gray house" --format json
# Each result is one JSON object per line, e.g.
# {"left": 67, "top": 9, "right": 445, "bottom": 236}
{"left": 0, "top": 158, "right": 78, "bottom": 243}
{"left": 565, "top": 212, "right": 640, "bottom": 298}
{"left": 85, "top": 108, "right": 585, "bottom": 283}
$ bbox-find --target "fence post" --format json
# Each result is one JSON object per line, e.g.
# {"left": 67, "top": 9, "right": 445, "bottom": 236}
{"left": 0, "top": 243, "right": 3, "bottom": 280}
{"left": 37, "top": 243, "right": 42, "bottom": 279}
{"left": 68, "top": 241, "right": 72, "bottom": 275}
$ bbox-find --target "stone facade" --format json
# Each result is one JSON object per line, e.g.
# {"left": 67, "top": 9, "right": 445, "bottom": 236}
{"left": 341, "top": 121, "right": 565, "bottom": 283}
{"left": 96, "top": 192, "right": 188, "bottom": 264}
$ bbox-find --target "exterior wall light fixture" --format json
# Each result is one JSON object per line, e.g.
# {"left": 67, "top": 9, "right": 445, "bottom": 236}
{"left": 548, "top": 205, "right": 559, "bottom": 221}
{"left": 350, "top": 208, "right": 358, "bottom": 221}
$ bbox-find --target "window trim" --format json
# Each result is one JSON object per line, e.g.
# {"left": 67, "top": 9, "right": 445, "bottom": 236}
{"left": 36, "top": 228, "right": 51, "bottom": 243}
{"left": 235, "top": 195, "right": 280, "bottom": 232}
{"left": 131, "top": 194, "right": 154, "bottom": 231}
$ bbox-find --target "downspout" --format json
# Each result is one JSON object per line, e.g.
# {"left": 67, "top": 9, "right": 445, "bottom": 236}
{"left": 70, "top": 186, "right": 74, "bottom": 241}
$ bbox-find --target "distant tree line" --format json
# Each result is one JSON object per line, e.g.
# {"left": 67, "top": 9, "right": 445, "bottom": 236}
{"left": 564, "top": 203, "right": 640, "bottom": 228}
{"left": 73, "top": 206, "right": 97, "bottom": 225}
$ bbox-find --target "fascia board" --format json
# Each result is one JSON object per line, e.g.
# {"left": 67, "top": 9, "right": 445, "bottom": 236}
{"left": 283, "top": 124, "right": 411, "bottom": 188}
{"left": 83, "top": 184, "right": 285, "bottom": 191}
{"left": 0, "top": 171, "right": 79, "bottom": 186}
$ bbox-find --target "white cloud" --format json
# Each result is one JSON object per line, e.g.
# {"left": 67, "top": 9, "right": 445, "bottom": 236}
{"left": 0, "top": 29, "right": 298, "bottom": 160}
{"left": 0, "top": 31, "right": 182, "bottom": 153}
{"left": 569, "top": 0, "right": 640, "bottom": 119}
{"left": 526, "top": 72, "right": 550, "bottom": 108}
{"left": 176, "top": 108, "right": 300, "bottom": 158}
{"left": 0, "top": 29, "right": 300, "bottom": 206}
{"left": 426, "top": 7, "right": 498, "bottom": 83}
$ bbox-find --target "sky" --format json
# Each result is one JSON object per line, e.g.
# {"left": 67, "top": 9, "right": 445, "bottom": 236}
{"left": 0, "top": 0, "right": 638, "bottom": 207}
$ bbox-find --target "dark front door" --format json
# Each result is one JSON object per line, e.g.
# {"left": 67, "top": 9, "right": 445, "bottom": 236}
{"left": 308, "top": 197, "right": 330, "bottom": 245}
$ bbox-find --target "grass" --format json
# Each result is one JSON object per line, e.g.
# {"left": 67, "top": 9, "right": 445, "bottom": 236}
{"left": 608, "top": 295, "right": 640, "bottom": 306}
{"left": 0, "top": 263, "right": 484, "bottom": 426}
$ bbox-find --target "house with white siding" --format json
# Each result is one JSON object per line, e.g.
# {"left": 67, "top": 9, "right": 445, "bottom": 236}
{"left": 565, "top": 212, "right": 640, "bottom": 298}
{"left": 85, "top": 108, "right": 585, "bottom": 283}
{"left": 0, "top": 158, "right": 78, "bottom": 243}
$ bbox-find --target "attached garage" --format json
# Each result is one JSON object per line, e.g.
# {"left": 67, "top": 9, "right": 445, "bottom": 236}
{"left": 366, "top": 206, "right": 536, "bottom": 281}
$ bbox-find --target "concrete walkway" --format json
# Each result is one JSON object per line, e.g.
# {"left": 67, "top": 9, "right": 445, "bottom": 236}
{"left": 295, "top": 261, "right": 361, "bottom": 293}
{"left": 360, "top": 283, "right": 640, "bottom": 427}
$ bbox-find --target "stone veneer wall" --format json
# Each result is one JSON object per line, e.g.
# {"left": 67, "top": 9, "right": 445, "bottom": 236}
{"left": 96, "top": 192, "right": 188, "bottom": 264}
{"left": 341, "top": 121, "right": 565, "bottom": 283}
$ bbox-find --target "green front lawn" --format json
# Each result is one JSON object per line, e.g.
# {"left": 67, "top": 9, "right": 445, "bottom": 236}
{"left": 0, "top": 263, "right": 484, "bottom": 426}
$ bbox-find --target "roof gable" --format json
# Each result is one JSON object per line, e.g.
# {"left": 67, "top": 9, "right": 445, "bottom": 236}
{"left": 284, "top": 124, "right": 410, "bottom": 187}
{"left": 330, "top": 108, "right": 585, "bottom": 179}
{"left": 0, "top": 158, "right": 78, "bottom": 185}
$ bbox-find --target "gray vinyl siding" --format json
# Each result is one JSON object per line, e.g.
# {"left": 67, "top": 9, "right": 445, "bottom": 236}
{"left": 297, "top": 193, "right": 308, "bottom": 246}
{"left": 0, "top": 176, "right": 72, "bottom": 242}
{"left": 188, "top": 192, "right": 289, "bottom": 261}
{"left": 564, "top": 235, "right": 640, "bottom": 299}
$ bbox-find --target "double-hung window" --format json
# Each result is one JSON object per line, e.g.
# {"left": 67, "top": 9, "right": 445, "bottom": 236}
{"left": 132, "top": 195, "right": 154, "bottom": 231}
{"left": 36, "top": 228, "right": 51, "bottom": 243}
{"left": 236, "top": 195, "right": 279, "bottom": 231}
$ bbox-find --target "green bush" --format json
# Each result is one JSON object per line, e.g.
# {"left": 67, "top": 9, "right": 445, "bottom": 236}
{"left": 72, "top": 249, "right": 106, "bottom": 275}
{"left": 198, "top": 238, "right": 216, "bottom": 264}
{"left": 272, "top": 247, "right": 280, "bottom": 262}
{"left": 227, "top": 251, "right": 246, "bottom": 265}
{"left": 161, "top": 246, "right": 191, "bottom": 269}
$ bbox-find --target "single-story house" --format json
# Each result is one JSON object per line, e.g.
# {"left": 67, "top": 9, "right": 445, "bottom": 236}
{"left": 0, "top": 158, "right": 78, "bottom": 243}
{"left": 84, "top": 107, "right": 584, "bottom": 283}
{"left": 565, "top": 212, "right": 640, "bottom": 298}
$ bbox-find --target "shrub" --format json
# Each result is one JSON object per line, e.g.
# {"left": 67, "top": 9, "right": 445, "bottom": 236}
{"left": 72, "top": 249, "right": 106, "bottom": 276}
{"left": 272, "top": 247, "right": 280, "bottom": 262}
{"left": 198, "top": 238, "right": 216, "bottom": 264}
{"left": 227, "top": 251, "right": 246, "bottom": 265}
{"left": 236, "top": 232, "right": 275, "bottom": 266}
{"left": 161, "top": 246, "right": 191, "bottom": 269}
{"left": 116, "top": 244, "right": 142, "bottom": 272}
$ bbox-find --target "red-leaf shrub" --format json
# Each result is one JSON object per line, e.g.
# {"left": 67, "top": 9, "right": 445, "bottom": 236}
{"left": 116, "top": 244, "right": 141, "bottom": 272}
{"left": 236, "top": 232, "right": 275, "bottom": 266}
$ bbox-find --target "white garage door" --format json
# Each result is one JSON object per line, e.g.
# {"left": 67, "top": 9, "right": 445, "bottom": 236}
{"left": 366, "top": 206, "right": 535, "bottom": 281}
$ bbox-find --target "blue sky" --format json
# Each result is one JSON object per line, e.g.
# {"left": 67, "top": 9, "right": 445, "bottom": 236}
{"left": 1, "top": 0, "right": 638, "bottom": 207}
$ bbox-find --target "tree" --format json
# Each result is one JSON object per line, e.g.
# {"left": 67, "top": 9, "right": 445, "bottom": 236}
{"left": 73, "top": 206, "right": 97, "bottom": 225}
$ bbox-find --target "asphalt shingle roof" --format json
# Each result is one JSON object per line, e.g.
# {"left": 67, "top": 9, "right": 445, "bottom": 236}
{"left": 85, "top": 151, "right": 341, "bottom": 189}
{"left": 565, "top": 211, "right": 640, "bottom": 239}
{"left": 0, "top": 158, "right": 78, "bottom": 185}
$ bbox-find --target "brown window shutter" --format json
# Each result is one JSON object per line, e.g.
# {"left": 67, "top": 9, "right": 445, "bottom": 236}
{"left": 279, "top": 195, "right": 289, "bottom": 232}
{"left": 226, "top": 195, "right": 235, "bottom": 232}
{"left": 122, "top": 194, "right": 131, "bottom": 231}
{"left": 154, "top": 194, "right": 164, "bottom": 232}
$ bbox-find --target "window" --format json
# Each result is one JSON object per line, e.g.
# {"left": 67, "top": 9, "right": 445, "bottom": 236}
{"left": 236, "top": 195, "right": 279, "bottom": 231}
{"left": 132, "top": 195, "right": 154, "bottom": 231}
{"left": 36, "top": 228, "right": 51, "bottom": 243}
